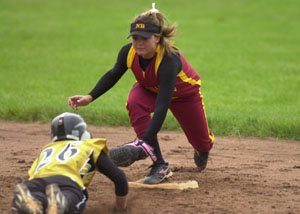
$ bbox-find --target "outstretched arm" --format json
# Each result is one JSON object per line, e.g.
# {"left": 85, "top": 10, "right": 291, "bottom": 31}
{"left": 88, "top": 44, "right": 131, "bottom": 100}
{"left": 96, "top": 151, "right": 129, "bottom": 211}
{"left": 68, "top": 43, "right": 131, "bottom": 110}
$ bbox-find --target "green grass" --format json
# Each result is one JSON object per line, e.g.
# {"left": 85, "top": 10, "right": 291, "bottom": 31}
{"left": 0, "top": 0, "right": 299, "bottom": 140}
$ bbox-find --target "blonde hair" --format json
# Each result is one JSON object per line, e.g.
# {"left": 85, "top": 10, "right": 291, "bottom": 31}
{"left": 132, "top": 10, "right": 179, "bottom": 55}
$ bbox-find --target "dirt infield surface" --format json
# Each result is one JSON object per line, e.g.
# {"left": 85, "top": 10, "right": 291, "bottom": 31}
{"left": 1, "top": 121, "right": 300, "bottom": 214}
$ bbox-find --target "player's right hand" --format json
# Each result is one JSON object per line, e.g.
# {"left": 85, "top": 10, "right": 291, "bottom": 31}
{"left": 68, "top": 95, "right": 93, "bottom": 110}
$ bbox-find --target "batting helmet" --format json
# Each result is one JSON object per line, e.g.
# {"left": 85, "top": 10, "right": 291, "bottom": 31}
{"left": 51, "top": 112, "right": 92, "bottom": 142}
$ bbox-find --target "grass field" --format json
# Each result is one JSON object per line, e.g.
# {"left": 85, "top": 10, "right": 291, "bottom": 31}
{"left": 0, "top": 0, "right": 299, "bottom": 140}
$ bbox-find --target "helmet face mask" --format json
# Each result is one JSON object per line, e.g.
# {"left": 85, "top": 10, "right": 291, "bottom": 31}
{"left": 51, "top": 112, "right": 92, "bottom": 142}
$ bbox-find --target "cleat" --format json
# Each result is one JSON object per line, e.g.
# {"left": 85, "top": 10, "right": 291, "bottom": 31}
{"left": 110, "top": 140, "right": 157, "bottom": 167}
{"left": 194, "top": 151, "right": 209, "bottom": 171}
{"left": 143, "top": 162, "right": 173, "bottom": 184}
{"left": 46, "top": 184, "right": 68, "bottom": 214}
{"left": 13, "top": 182, "right": 43, "bottom": 214}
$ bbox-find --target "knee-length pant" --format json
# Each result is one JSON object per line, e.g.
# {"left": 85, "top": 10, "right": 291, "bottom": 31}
{"left": 126, "top": 83, "right": 214, "bottom": 152}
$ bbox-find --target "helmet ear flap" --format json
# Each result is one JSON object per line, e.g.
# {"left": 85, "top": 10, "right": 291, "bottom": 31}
{"left": 81, "top": 130, "right": 92, "bottom": 140}
{"left": 57, "top": 117, "right": 66, "bottom": 139}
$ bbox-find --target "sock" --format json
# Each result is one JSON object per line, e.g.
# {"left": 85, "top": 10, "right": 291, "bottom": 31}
{"left": 149, "top": 137, "right": 165, "bottom": 164}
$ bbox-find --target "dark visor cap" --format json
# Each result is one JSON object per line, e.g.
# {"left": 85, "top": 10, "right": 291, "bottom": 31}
{"left": 128, "top": 23, "right": 161, "bottom": 38}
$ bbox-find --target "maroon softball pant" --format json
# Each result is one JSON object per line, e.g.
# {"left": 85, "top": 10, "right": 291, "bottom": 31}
{"left": 126, "top": 83, "right": 214, "bottom": 152}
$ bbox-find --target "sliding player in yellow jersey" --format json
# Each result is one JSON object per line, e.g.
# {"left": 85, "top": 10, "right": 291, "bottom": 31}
{"left": 11, "top": 112, "right": 128, "bottom": 214}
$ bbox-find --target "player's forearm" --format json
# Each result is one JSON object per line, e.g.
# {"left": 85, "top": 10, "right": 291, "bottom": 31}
{"left": 88, "top": 70, "right": 120, "bottom": 100}
{"left": 89, "top": 45, "right": 129, "bottom": 100}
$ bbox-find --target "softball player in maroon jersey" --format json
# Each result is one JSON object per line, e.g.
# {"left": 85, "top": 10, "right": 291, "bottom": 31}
{"left": 68, "top": 4, "right": 214, "bottom": 184}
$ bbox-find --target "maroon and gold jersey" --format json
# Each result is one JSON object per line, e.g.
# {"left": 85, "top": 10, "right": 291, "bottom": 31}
{"left": 127, "top": 44, "right": 201, "bottom": 98}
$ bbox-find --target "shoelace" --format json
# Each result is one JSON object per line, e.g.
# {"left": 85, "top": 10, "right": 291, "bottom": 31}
{"left": 147, "top": 163, "right": 168, "bottom": 175}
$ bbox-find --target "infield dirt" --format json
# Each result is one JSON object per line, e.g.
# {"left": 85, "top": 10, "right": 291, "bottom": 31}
{"left": 1, "top": 121, "right": 300, "bottom": 214}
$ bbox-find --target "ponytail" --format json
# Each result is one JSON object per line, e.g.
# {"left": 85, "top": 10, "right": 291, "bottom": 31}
{"left": 132, "top": 10, "right": 179, "bottom": 55}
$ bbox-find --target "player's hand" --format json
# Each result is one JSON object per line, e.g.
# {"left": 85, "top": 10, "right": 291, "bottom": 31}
{"left": 113, "top": 206, "right": 130, "bottom": 213}
{"left": 114, "top": 195, "right": 128, "bottom": 213}
{"left": 68, "top": 95, "right": 93, "bottom": 110}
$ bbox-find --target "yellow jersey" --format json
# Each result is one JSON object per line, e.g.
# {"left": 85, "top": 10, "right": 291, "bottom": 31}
{"left": 28, "top": 138, "right": 108, "bottom": 189}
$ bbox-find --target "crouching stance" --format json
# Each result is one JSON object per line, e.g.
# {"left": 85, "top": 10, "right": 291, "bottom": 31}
{"left": 11, "top": 112, "right": 128, "bottom": 214}
{"left": 69, "top": 4, "right": 214, "bottom": 186}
